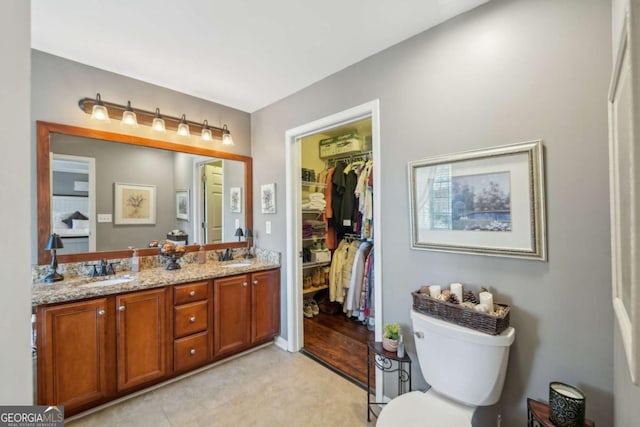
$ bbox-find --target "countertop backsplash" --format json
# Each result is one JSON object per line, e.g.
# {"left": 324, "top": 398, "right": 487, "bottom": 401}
{"left": 32, "top": 247, "right": 281, "bottom": 284}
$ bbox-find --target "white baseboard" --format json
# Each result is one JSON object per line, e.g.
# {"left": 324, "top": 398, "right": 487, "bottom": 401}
{"left": 274, "top": 335, "right": 288, "bottom": 351}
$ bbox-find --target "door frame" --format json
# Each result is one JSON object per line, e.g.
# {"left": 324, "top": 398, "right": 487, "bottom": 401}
{"left": 284, "top": 99, "right": 383, "bottom": 351}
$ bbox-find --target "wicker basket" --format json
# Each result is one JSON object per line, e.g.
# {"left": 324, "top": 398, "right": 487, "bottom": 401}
{"left": 412, "top": 290, "right": 510, "bottom": 335}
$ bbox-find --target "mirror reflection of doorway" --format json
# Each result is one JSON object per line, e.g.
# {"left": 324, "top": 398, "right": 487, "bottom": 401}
{"left": 203, "top": 161, "right": 223, "bottom": 243}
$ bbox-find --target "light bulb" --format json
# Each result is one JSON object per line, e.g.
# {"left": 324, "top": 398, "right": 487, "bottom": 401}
{"left": 201, "top": 120, "right": 212, "bottom": 141}
{"left": 222, "top": 124, "right": 234, "bottom": 146}
{"left": 152, "top": 108, "right": 165, "bottom": 132}
{"left": 177, "top": 114, "right": 190, "bottom": 137}
{"left": 91, "top": 93, "right": 110, "bottom": 121}
{"left": 121, "top": 101, "right": 138, "bottom": 127}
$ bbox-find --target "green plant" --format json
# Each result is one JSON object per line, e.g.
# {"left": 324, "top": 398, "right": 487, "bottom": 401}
{"left": 383, "top": 323, "right": 400, "bottom": 340}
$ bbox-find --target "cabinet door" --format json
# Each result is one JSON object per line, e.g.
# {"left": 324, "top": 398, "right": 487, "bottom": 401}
{"left": 251, "top": 269, "right": 281, "bottom": 343}
{"left": 213, "top": 274, "right": 251, "bottom": 358}
{"left": 37, "top": 298, "right": 111, "bottom": 411}
{"left": 116, "top": 288, "right": 168, "bottom": 391}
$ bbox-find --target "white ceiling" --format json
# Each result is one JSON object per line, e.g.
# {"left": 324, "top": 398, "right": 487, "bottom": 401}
{"left": 31, "top": 0, "right": 488, "bottom": 113}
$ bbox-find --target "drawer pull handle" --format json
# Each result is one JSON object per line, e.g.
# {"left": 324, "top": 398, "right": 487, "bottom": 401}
{"left": 414, "top": 331, "right": 424, "bottom": 339}
{"left": 189, "top": 316, "right": 196, "bottom": 323}
{"left": 242, "top": 282, "right": 248, "bottom": 287}
{"left": 189, "top": 290, "right": 196, "bottom": 297}
{"left": 118, "top": 306, "right": 126, "bottom": 312}
{"left": 190, "top": 348, "right": 196, "bottom": 355}
{"left": 253, "top": 280, "right": 258, "bottom": 285}
{"left": 97, "top": 309, "right": 105, "bottom": 317}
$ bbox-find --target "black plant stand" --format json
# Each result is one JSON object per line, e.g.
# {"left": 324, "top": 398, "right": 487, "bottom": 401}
{"left": 367, "top": 341, "right": 412, "bottom": 421}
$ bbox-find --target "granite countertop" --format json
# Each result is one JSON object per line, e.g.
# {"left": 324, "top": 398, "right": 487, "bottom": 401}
{"left": 32, "top": 259, "right": 280, "bottom": 306}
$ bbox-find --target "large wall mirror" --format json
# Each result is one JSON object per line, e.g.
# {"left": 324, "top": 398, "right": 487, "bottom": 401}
{"left": 37, "top": 121, "right": 253, "bottom": 265}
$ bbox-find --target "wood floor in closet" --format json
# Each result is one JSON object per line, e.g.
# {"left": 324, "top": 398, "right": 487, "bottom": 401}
{"left": 303, "top": 312, "right": 374, "bottom": 387}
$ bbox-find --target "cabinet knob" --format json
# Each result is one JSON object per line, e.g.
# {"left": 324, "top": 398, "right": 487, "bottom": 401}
{"left": 253, "top": 280, "right": 258, "bottom": 285}
{"left": 97, "top": 309, "right": 105, "bottom": 317}
{"left": 189, "top": 316, "right": 196, "bottom": 323}
{"left": 242, "top": 282, "right": 248, "bottom": 287}
{"left": 414, "top": 331, "right": 424, "bottom": 339}
{"left": 189, "top": 290, "right": 196, "bottom": 297}
{"left": 118, "top": 306, "right": 126, "bottom": 312}
{"left": 190, "top": 348, "right": 196, "bottom": 355}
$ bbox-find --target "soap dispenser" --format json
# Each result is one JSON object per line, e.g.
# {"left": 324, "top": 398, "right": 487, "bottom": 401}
{"left": 198, "top": 245, "right": 206, "bottom": 264}
{"left": 131, "top": 248, "right": 139, "bottom": 272}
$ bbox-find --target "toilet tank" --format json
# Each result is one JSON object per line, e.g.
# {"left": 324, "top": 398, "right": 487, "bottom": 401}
{"left": 411, "top": 309, "right": 515, "bottom": 406}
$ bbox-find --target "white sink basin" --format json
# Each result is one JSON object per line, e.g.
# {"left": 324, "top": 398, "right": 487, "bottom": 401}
{"left": 222, "top": 262, "right": 253, "bottom": 268}
{"left": 84, "top": 276, "right": 135, "bottom": 286}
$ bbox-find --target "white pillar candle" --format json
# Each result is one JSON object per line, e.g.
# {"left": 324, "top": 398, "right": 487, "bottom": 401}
{"left": 429, "top": 285, "right": 441, "bottom": 298}
{"left": 479, "top": 291, "right": 494, "bottom": 312}
{"left": 450, "top": 283, "right": 463, "bottom": 303}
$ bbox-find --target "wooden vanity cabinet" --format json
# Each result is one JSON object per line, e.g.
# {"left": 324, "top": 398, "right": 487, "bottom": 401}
{"left": 213, "top": 269, "right": 280, "bottom": 359}
{"left": 36, "top": 297, "right": 115, "bottom": 414}
{"left": 251, "top": 269, "right": 281, "bottom": 344}
{"left": 37, "top": 269, "right": 279, "bottom": 416}
{"left": 116, "top": 288, "right": 169, "bottom": 391}
{"left": 172, "top": 281, "right": 211, "bottom": 372}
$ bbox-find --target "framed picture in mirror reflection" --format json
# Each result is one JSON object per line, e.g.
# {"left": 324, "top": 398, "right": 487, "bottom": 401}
{"left": 176, "top": 190, "right": 189, "bottom": 221}
{"left": 230, "top": 187, "right": 242, "bottom": 213}
{"left": 114, "top": 182, "right": 157, "bottom": 225}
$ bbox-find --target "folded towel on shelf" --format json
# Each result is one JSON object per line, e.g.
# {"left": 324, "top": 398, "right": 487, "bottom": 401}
{"left": 302, "top": 200, "right": 326, "bottom": 210}
{"left": 308, "top": 192, "right": 325, "bottom": 201}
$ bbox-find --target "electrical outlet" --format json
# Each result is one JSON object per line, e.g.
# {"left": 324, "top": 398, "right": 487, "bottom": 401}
{"left": 97, "top": 214, "right": 112, "bottom": 223}
{"left": 266, "top": 221, "right": 271, "bottom": 235}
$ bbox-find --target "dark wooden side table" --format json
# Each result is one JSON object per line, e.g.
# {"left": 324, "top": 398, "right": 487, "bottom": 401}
{"left": 367, "top": 341, "right": 412, "bottom": 421}
{"left": 527, "top": 398, "right": 595, "bottom": 426}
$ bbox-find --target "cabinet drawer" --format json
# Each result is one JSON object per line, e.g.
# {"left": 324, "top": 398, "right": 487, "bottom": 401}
{"left": 174, "top": 301, "right": 208, "bottom": 338}
{"left": 174, "top": 332, "right": 209, "bottom": 372}
{"left": 174, "top": 281, "right": 209, "bottom": 305}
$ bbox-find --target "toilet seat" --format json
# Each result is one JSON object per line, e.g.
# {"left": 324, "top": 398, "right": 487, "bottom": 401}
{"left": 376, "top": 390, "right": 475, "bottom": 426}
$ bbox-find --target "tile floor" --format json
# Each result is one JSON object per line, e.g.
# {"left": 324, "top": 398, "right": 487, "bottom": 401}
{"left": 67, "top": 344, "right": 376, "bottom": 426}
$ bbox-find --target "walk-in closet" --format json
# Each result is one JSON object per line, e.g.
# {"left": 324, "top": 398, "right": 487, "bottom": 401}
{"left": 299, "top": 118, "right": 375, "bottom": 386}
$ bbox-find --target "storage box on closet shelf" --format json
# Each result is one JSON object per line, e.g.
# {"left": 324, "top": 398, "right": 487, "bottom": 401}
{"left": 411, "top": 283, "right": 511, "bottom": 335}
{"left": 319, "top": 132, "right": 361, "bottom": 159}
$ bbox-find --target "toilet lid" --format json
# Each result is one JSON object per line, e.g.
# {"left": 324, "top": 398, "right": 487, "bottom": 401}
{"left": 376, "top": 390, "right": 474, "bottom": 427}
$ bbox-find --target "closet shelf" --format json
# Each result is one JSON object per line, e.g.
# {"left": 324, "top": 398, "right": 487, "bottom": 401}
{"left": 302, "top": 236, "right": 326, "bottom": 242}
{"left": 302, "top": 209, "right": 325, "bottom": 214}
{"left": 301, "top": 181, "right": 327, "bottom": 188}
{"left": 303, "top": 285, "right": 329, "bottom": 295}
{"left": 302, "top": 261, "right": 331, "bottom": 269}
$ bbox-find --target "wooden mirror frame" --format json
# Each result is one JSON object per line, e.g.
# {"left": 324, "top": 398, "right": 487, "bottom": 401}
{"left": 37, "top": 121, "right": 253, "bottom": 265}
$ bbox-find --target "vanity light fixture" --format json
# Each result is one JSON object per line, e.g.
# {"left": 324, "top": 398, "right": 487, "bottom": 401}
{"left": 222, "top": 124, "right": 234, "bottom": 146}
{"left": 90, "top": 93, "right": 110, "bottom": 121}
{"left": 177, "top": 114, "right": 190, "bottom": 137}
{"left": 152, "top": 108, "right": 166, "bottom": 132}
{"left": 201, "top": 120, "right": 212, "bottom": 141}
{"left": 78, "top": 95, "right": 233, "bottom": 144}
{"left": 121, "top": 101, "right": 138, "bottom": 127}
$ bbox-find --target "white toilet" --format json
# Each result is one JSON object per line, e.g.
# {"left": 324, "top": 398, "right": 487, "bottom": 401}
{"left": 376, "top": 309, "right": 515, "bottom": 426}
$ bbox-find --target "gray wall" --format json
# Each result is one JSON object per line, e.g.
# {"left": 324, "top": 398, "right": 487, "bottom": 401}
{"left": 0, "top": 0, "right": 32, "bottom": 404}
{"left": 31, "top": 50, "right": 252, "bottom": 262}
{"left": 252, "top": 0, "right": 613, "bottom": 424}
{"left": 611, "top": 0, "right": 640, "bottom": 425}
{"left": 52, "top": 135, "right": 176, "bottom": 250}
{"left": 52, "top": 171, "right": 88, "bottom": 196}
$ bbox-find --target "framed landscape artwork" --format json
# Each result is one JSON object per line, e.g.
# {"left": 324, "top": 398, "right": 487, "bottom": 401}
{"left": 114, "top": 182, "right": 157, "bottom": 225}
{"left": 408, "top": 140, "right": 546, "bottom": 260}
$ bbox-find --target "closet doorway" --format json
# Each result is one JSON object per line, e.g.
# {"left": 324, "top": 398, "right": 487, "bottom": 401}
{"left": 285, "top": 100, "right": 382, "bottom": 391}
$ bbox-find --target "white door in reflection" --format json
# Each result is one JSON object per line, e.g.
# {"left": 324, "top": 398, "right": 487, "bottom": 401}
{"left": 204, "top": 162, "right": 223, "bottom": 243}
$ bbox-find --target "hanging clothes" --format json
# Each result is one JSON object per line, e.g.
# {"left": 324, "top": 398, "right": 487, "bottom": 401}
{"left": 328, "top": 238, "right": 359, "bottom": 303}
{"left": 344, "top": 241, "right": 373, "bottom": 317}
